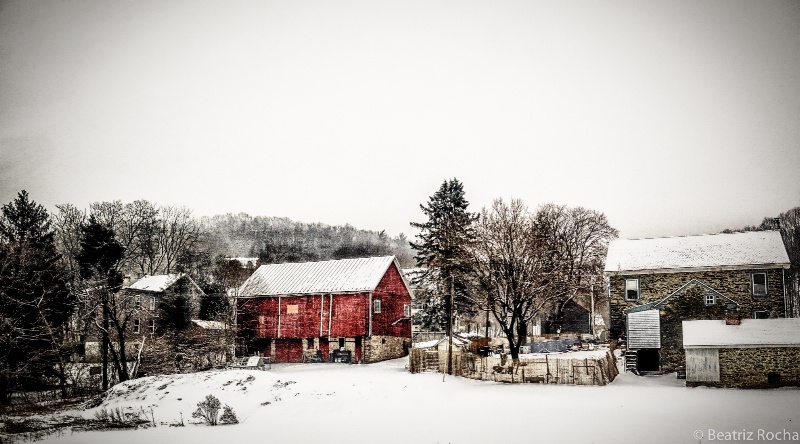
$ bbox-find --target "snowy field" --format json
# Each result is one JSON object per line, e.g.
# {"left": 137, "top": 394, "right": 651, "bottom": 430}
{"left": 39, "top": 358, "right": 800, "bottom": 444}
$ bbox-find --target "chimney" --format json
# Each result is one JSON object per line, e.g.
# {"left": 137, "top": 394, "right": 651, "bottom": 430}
{"left": 725, "top": 302, "right": 740, "bottom": 325}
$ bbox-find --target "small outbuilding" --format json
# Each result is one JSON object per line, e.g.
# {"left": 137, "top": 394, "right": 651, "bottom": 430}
{"left": 682, "top": 318, "right": 800, "bottom": 388}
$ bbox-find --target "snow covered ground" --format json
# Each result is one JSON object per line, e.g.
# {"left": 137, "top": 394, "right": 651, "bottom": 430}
{"left": 39, "top": 358, "right": 800, "bottom": 444}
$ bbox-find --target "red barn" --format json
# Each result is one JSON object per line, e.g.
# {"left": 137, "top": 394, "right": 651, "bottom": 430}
{"left": 236, "top": 256, "right": 413, "bottom": 363}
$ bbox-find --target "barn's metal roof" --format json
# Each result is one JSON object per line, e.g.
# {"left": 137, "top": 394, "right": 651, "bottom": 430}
{"left": 683, "top": 318, "right": 800, "bottom": 348}
{"left": 604, "top": 231, "right": 790, "bottom": 274}
{"left": 238, "top": 256, "right": 402, "bottom": 297}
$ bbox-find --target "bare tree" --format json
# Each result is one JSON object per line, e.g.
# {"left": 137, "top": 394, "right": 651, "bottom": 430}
{"left": 470, "top": 199, "right": 558, "bottom": 362}
{"left": 534, "top": 204, "right": 618, "bottom": 333}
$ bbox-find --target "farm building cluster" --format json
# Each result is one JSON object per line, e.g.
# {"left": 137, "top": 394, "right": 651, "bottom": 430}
{"left": 79, "top": 228, "right": 798, "bottom": 390}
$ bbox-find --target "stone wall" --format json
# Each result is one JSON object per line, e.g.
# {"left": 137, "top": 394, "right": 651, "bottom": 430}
{"left": 687, "top": 347, "right": 800, "bottom": 388}
{"left": 610, "top": 268, "right": 787, "bottom": 339}
{"left": 362, "top": 335, "right": 409, "bottom": 363}
{"left": 609, "top": 268, "right": 786, "bottom": 372}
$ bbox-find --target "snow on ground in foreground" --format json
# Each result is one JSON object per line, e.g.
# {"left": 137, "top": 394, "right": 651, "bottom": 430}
{"left": 42, "top": 358, "right": 800, "bottom": 444}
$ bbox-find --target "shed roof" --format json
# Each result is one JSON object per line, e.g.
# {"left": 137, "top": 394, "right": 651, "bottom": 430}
{"left": 238, "top": 256, "right": 406, "bottom": 297}
{"left": 682, "top": 318, "right": 800, "bottom": 348}
{"left": 604, "top": 231, "right": 790, "bottom": 274}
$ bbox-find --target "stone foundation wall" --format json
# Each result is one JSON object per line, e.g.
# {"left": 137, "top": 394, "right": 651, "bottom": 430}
{"left": 610, "top": 268, "right": 787, "bottom": 339}
{"left": 363, "top": 335, "right": 409, "bottom": 363}
{"left": 687, "top": 347, "right": 800, "bottom": 388}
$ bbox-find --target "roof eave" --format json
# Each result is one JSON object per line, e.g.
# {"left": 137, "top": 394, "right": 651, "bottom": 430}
{"left": 604, "top": 263, "right": 790, "bottom": 276}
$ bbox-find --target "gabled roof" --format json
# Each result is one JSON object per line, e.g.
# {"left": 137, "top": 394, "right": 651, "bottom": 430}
{"left": 683, "top": 318, "right": 800, "bottom": 348}
{"left": 128, "top": 274, "right": 183, "bottom": 292}
{"left": 127, "top": 273, "right": 204, "bottom": 294}
{"left": 238, "top": 256, "right": 407, "bottom": 297}
{"left": 605, "top": 231, "right": 790, "bottom": 274}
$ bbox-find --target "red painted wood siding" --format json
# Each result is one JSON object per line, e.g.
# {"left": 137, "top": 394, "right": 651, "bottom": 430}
{"left": 275, "top": 339, "right": 303, "bottom": 363}
{"left": 372, "top": 263, "right": 412, "bottom": 337}
{"left": 239, "top": 262, "right": 411, "bottom": 340}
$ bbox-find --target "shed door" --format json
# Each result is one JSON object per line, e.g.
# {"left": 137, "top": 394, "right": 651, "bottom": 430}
{"left": 627, "top": 310, "right": 661, "bottom": 349}
{"left": 686, "top": 348, "right": 720, "bottom": 382}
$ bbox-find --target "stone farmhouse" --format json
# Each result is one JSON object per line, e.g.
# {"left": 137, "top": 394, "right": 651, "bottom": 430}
{"left": 683, "top": 318, "right": 800, "bottom": 388}
{"left": 122, "top": 273, "right": 205, "bottom": 334}
{"left": 236, "top": 256, "right": 413, "bottom": 363}
{"left": 605, "top": 230, "right": 791, "bottom": 373}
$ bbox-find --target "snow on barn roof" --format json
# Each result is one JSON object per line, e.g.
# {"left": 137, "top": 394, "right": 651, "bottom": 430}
{"left": 604, "top": 231, "right": 790, "bottom": 274}
{"left": 683, "top": 318, "right": 800, "bottom": 348}
{"left": 127, "top": 274, "right": 183, "bottom": 292}
{"left": 238, "top": 256, "right": 405, "bottom": 297}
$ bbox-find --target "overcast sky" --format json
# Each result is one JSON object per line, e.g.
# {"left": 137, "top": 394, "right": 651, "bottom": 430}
{"left": 1, "top": 0, "right": 799, "bottom": 241}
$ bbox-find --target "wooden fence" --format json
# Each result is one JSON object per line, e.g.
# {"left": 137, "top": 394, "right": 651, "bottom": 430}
{"left": 409, "top": 349, "right": 618, "bottom": 386}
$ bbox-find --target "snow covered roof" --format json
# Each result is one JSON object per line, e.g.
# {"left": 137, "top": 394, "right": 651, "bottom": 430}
{"left": 412, "top": 336, "right": 469, "bottom": 349}
{"left": 238, "top": 256, "right": 406, "bottom": 297}
{"left": 127, "top": 274, "right": 184, "bottom": 292}
{"left": 191, "top": 319, "right": 227, "bottom": 330}
{"left": 604, "top": 231, "right": 790, "bottom": 274}
{"left": 683, "top": 318, "right": 800, "bottom": 348}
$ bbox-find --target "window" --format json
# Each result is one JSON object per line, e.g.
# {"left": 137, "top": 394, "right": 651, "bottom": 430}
{"left": 286, "top": 304, "right": 299, "bottom": 314}
{"left": 753, "top": 309, "right": 769, "bottom": 319}
{"left": 307, "top": 338, "right": 314, "bottom": 349}
{"left": 135, "top": 296, "right": 141, "bottom": 310}
{"left": 752, "top": 273, "right": 767, "bottom": 296}
{"left": 373, "top": 299, "right": 382, "bottom": 314}
{"left": 133, "top": 319, "right": 140, "bottom": 334}
{"left": 625, "top": 279, "right": 639, "bottom": 301}
{"left": 150, "top": 297, "right": 156, "bottom": 310}
{"left": 705, "top": 294, "right": 716, "bottom": 306}
{"left": 403, "top": 304, "right": 411, "bottom": 317}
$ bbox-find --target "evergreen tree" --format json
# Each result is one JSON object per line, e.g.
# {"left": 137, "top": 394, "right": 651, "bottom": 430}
{"left": 410, "top": 178, "right": 477, "bottom": 332}
{"left": 0, "top": 191, "right": 73, "bottom": 403}
{"left": 76, "top": 215, "right": 126, "bottom": 389}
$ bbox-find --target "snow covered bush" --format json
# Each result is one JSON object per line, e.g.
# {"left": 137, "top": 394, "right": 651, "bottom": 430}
{"left": 192, "top": 394, "right": 238, "bottom": 425}
{"left": 220, "top": 405, "right": 239, "bottom": 424}
{"left": 192, "top": 394, "right": 221, "bottom": 425}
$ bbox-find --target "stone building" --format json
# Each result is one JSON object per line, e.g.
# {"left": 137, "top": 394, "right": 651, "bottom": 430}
{"left": 123, "top": 273, "right": 205, "bottom": 334}
{"left": 605, "top": 231, "right": 791, "bottom": 373}
{"left": 683, "top": 318, "right": 800, "bottom": 388}
{"left": 236, "top": 256, "right": 413, "bottom": 363}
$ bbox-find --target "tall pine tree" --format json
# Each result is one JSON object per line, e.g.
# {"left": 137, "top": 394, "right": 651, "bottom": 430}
{"left": 410, "top": 179, "right": 477, "bottom": 332}
{"left": 77, "top": 215, "right": 127, "bottom": 389}
{"left": 0, "top": 191, "right": 73, "bottom": 403}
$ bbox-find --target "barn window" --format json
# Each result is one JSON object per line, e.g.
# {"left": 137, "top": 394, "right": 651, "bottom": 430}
{"left": 753, "top": 309, "right": 769, "bottom": 319}
{"left": 373, "top": 300, "right": 382, "bottom": 314}
{"left": 135, "top": 296, "right": 142, "bottom": 310}
{"left": 150, "top": 297, "right": 156, "bottom": 310}
{"left": 704, "top": 294, "right": 716, "bottom": 306}
{"left": 287, "top": 304, "right": 299, "bottom": 314}
{"left": 625, "top": 279, "right": 640, "bottom": 301}
{"left": 148, "top": 319, "right": 156, "bottom": 333}
{"left": 403, "top": 304, "right": 411, "bottom": 317}
{"left": 752, "top": 273, "right": 767, "bottom": 296}
{"left": 133, "top": 319, "right": 141, "bottom": 334}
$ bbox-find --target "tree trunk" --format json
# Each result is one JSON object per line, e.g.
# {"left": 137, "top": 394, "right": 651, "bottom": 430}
{"left": 102, "top": 310, "right": 109, "bottom": 391}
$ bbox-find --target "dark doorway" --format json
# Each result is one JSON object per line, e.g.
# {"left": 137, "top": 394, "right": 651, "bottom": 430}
{"left": 637, "top": 348, "right": 660, "bottom": 372}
